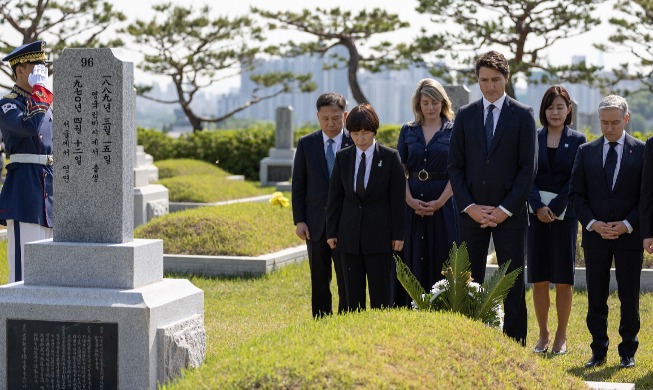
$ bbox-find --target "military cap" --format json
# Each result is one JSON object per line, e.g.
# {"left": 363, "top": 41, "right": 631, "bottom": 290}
{"left": 2, "top": 40, "right": 49, "bottom": 67}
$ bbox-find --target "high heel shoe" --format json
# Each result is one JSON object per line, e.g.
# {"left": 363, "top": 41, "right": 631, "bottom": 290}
{"left": 532, "top": 338, "right": 549, "bottom": 354}
{"left": 552, "top": 339, "right": 567, "bottom": 355}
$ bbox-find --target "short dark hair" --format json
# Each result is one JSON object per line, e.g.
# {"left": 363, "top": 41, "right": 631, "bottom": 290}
{"left": 346, "top": 103, "right": 379, "bottom": 134}
{"left": 539, "top": 85, "right": 573, "bottom": 127}
{"left": 475, "top": 51, "right": 510, "bottom": 78}
{"left": 316, "top": 92, "right": 347, "bottom": 112}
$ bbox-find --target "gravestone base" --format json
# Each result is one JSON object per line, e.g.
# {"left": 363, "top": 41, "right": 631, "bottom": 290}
{"left": 134, "top": 185, "right": 169, "bottom": 227}
{"left": 0, "top": 279, "right": 205, "bottom": 389}
{"left": 259, "top": 148, "right": 295, "bottom": 185}
{"left": 24, "top": 238, "right": 164, "bottom": 289}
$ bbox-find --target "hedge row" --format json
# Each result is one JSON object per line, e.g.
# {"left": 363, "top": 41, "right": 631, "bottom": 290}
{"left": 138, "top": 124, "right": 652, "bottom": 181}
{"left": 138, "top": 124, "right": 404, "bottom": 180}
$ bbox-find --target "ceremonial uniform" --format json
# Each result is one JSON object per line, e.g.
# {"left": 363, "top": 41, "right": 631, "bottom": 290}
{"left": 0, "top": 41, "right": 54, "bottom": 283}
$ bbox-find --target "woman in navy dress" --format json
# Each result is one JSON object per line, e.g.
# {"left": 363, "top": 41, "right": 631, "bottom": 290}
{"left": 396, "top": 79, "right": 458, "bottom": 305}
{"left": 528, "top": 85, "right": 586, "bottom": 355}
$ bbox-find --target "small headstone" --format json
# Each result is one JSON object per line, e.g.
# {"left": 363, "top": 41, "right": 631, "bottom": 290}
{"left": 275, "top": 106, "right": 293, "bottom": 149}
{"left": 444, "top": 85, "right": 471, "bottom": 113}
{"left": 260, "top": 106, "right": 296, "bottom": 185}
{"left": 571, "top": 99, "right": 578, "bottom": 129}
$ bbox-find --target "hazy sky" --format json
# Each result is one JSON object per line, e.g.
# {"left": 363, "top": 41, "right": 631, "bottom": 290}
{"left": 3, "top": 0, "right": 627, "bottom": 93}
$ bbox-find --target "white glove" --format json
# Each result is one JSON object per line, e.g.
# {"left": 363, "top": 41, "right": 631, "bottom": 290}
{"left": 28, "top": 64, "right": 49, "bottom": 87}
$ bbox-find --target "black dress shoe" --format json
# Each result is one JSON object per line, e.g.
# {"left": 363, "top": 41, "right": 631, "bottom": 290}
{"left": 585, "top": 355, "right": 605, "bottom": 368}
{"left": 620, "top": 356, "right": 635, "bottom": 368}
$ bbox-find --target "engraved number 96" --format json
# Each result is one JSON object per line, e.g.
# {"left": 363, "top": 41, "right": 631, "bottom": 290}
{"left": 81, "top": 58, "right": 94, "bottom": 67}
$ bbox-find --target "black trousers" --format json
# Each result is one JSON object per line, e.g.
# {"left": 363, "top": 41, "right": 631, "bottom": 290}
{"left": 307, "top": 235, "right": 347, "bottom": 318}
{"left": 340, "top": 251, "right": 394, "bottom": 310}
{"left": 461, "top": 223, "right": 527, "bottom": 345}
{"left": 584, "top": 240, "right": 642, "bottom": 358}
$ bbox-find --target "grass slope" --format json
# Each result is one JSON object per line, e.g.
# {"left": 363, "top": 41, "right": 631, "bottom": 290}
{"left": 170, "top": 310, "right": 587, "bottom": 389}
{"left": 156, "top": 159, "right": 229, "bottom": 179}
{"left": 135, "top": 201, "right": 302, "bottom": 256}
{"left": 162, "top": 262, "right": 653, "bottom": 389}
{"left": 154, "top": 158, "right": 272, "bottom": 203}
{"left": 0, "top": 242, "right": 651, "bottom": 388}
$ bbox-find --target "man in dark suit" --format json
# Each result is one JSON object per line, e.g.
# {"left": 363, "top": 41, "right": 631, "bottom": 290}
{"left": 642, "top": 136, "right": 653, "bottom": 255}
{"left": 326, "top": 103, "right": 405, "bottom": 310}
{"left": 447, "top": 51, "right": 537, "bottom": 345}
{"left": 292, "top": 92, "right": 352, "bottom": 318}
{"left": 570, "top": 95, "right": 645, "bottom": 369}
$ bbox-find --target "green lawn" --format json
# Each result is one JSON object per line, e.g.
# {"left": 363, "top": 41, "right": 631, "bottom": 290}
{"left": 154, "top": 159, "right": 273, "bottom": 203}
{"left": 162, "top": 262, "right": 652, "bottom": 389}
{"left": 1, "top": 240, "right": 650, "bottom": 388}
{"left": 134, "top": 200, "right": 302, "bottom": 256}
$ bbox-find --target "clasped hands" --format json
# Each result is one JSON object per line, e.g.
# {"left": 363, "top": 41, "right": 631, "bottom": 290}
{"left": 407, "top": 197, "right": 443, "bottom": 216}
{"left": 467, "top": 204, "right": 508, "bottom": 228}
{"left": 535, "top": 206, "right": 556, "bottom": 223}
{"left": 591, "top": 221, "right": 629, "bottom": 240}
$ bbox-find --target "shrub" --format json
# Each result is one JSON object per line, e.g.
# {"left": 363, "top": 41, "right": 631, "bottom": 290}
{"left": 134, "top": 200, "right": 301, "bottom": 256}
{"left": 137, "top": 127, "right": 177, "bottom": 160}
{"left": 138, "top": 125, "right": 275, "bottom": 180}
{"left": 376, "top": 124, "right": 401, "bottom": 148}
{"left": 139, "top": 123, "right": 408, "bottom": 180}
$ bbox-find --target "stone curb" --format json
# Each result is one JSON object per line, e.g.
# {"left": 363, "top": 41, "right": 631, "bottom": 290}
{"left": 485, "top": 264, "right": 653, "bottom": 292}
{"left": 168, "top": 195, "right": 271, "bottom": 213}
{"left": 163, "top": 245, "right": 307, "bottom": 276}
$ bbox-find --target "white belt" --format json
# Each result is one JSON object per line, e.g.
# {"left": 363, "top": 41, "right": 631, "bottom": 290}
{"left": 10, "top": 153, "right": 54, "bottom": 166}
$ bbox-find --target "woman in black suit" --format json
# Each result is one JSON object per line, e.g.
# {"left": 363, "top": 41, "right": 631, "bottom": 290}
{"left": 528, "top": 86, "right": 586, "bottom": 355}
{"left": 326, "top": 103, "right": 405, "bottom": 310}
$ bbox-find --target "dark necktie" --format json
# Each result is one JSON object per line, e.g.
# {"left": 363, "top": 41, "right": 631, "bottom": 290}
{"left": 356, "top": 152, "right": 366, "bottom": 198}
{"left": 326, "top": 139, "right": 335, "bottom": 177}
{"left": 485, "top": 104, "right": 495, "bottom": 153}
{"left": 604, "top": 141, "right": 618, "bottom": 190}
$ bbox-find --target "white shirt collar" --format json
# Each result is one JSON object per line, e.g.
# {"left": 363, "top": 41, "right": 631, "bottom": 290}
{"left": 483, "top": 93, "right": 507, "bottom": 111}
{"left": 356, "top": 139, "right": 376, "bottom": 157}
{"left": 603, "top": 131, "right": 626, "bottom": 146}
{"left": 322, "top": 129, "right": 344, "bottom": 144}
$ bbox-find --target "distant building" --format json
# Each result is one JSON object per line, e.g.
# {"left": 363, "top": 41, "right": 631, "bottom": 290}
{"left": 216, "top": 47, "right": 433, "bottom": 126}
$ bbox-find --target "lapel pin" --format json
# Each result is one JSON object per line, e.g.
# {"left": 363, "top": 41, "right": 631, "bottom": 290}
{"left": 378, "top": 160, "right": 383, "bottom": 167}
{"left": 564, "top": 143, "right": 568, "bottom": 148}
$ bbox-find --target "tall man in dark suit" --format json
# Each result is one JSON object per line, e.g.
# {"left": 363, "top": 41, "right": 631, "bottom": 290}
{"left": 642, "top": 136, "right": 653, "bottom": 255}
{"left": 570, "top": 95, "right": 645, "bottom": 369}
{"left": 292, "top": 92, "right": 352, "bottom": 318}
{"left": 447, "top": 51, "right": 537, "bottom": 345}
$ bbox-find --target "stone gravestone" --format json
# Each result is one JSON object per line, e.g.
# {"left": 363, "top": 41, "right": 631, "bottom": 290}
{"left": 0, "top": 48, "right": 205, "bottom": 389}
{"left": 571, "top": 99, "right": 579, "bottom": 130}
{"left": 134, "top": 143, "right": 169, "bottom": 228}
{"left": 444, "top": 85, "right": 471, "bottom": 113}
{"left": 259, "top": 106, "right": 295, "bottom": 185}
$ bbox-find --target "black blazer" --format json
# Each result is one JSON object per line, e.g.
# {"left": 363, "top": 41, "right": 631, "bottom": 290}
{"left": 447, "top": 96, "right": 538, "bottom": 229}
{"left": 292, "top": 129, "right": 353, "bottom": 241}
{"left": 639, "top": 136, "right": 653, "bottom": 239}
{"left": 529, "top": 126, "right": 586, "bottom": 219}
{"left": 570, "top": 133, "right": 645, "bottom": 249}
{"left": 326, "top": 142, "right": 405, "bottom": 254}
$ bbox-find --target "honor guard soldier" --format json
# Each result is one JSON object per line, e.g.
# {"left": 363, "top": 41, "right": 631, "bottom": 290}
{"left": 0, "top": 40, "right": 54, "bottom": 283}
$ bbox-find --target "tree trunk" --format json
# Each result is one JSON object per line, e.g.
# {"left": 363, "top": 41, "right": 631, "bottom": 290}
{"left": 505, "top": 79, "right": 517, "bottom": 100}
{"left": 342, "top": 38, "right": 369, "bottom": 105}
